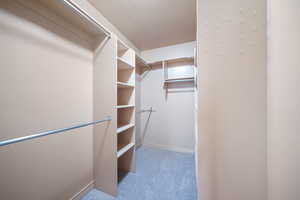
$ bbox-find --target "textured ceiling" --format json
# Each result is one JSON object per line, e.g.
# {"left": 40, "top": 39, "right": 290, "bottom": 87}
{"left": 88, "top": 0, "right": 196, "bottom": 50}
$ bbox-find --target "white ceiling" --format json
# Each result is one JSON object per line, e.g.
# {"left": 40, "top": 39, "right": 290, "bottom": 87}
{"left": 88, "top": 0, "right": 196, "bottom": 50}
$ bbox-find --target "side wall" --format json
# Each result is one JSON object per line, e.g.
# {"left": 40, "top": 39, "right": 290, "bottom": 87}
{"left": 141, "top": 41, "right": 196, "bottom": 63}
{"left": 197, "top": 0, "right": 267, "bottom": 200}
{"left": 0, "top": 3, "right": 94, "bottom": 200}
{"left": 268, "top": 1, "right": 300, "bottom": 200}
{"left": 140, "top": 42, "right": 196, "bottom": 153}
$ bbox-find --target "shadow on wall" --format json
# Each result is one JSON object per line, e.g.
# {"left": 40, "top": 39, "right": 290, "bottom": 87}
{"left": 137, "top": 108, "right": 155, "bottom": 148}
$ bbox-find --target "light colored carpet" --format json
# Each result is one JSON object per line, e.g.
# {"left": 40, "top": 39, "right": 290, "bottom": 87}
{"left": 82, "top": 146, "right": 197, "bottom": 200}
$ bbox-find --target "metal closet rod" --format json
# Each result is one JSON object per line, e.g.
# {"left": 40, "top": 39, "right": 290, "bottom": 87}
{"left": 0, "top": 116, "right": 112, "bottom": 147}
{"left": 62, "top": 0, "right": 111, "bottom": 37}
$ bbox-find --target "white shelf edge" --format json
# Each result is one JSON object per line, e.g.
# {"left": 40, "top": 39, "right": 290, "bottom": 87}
{"left": 117, "top": 123, "right": 135, "bottom": 134}
{"left": 165, "top": 76, "right": 195, "bottom": 81}
{"left": 116, "top": 105, "right": 135, "bottom": 109}
{"left": 164, "top": 77, "right": 195, "bottom": 84}
{"left": 117, "top": 81, "right": 134, "bottom": 88}
{"left": 117, "top": 142, "right": 135, "bottom": 158}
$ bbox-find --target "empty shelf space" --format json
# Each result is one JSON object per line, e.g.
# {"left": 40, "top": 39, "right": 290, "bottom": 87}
{"left": 117, "top": 82, "right": 134, "bottom": 88}
{"left": 117, "top": 123, "right": 135, "bottom": 134}
{"left": 117, "top": 142, "right": 135, "bottom": 158}
{"left": 117, "top": 105, "right": 135, "bottom": 109}
{"left": 118, "top": 57, "right": 134, "bottom": 70}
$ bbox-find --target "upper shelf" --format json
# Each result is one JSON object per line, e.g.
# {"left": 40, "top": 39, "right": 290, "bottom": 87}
{"left": 165, "top": 77, "right": 195, "bottom": 84}
{"left": 23, "top": 0, "right": 110, "bottom": 39}
{"left": 149, "top": 57, "right": 195, "bottom": 67}
{"left": 116, "top": 105, "right": 135, "bottom": 109}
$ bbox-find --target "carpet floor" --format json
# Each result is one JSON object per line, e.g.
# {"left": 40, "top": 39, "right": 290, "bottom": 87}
{"left": 81, "top": 146, "right": 197, "bottom": 200}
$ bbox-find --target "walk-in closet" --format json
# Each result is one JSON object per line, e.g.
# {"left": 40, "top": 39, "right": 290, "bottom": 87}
{"left": 0, "top": 1, "right": 197, "bottom": 200}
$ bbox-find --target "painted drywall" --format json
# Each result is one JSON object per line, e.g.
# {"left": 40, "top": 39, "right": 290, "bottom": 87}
{"left": 72, "top": 0, "right": 140, "bottom": 53}
{"left": 138, "top": 42, "right": 196, "bottom": 153}
{"left": 141, "top": 41, "right": 196, "bottom": 63}
{"left": 0, "top": 2, "right": 96, "bottom": 199}
{"left": 88, "top": 0, "right": 196, "bottom": 50}
{"left": 135, "top": 73, "right": 142, "bottom": 147}
{"left": 268, "top": 1, "right": 300, "bottom": 200}
{"left": 196, "top": 0, "right": 267, "bottom": 200}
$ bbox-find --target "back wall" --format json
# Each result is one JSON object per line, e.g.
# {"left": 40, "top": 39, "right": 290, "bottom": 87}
{"left": 138, "top": 42, "right": 196, "bottom": 153}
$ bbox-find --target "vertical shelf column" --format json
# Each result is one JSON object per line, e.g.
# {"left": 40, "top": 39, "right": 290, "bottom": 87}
{"left": 116, "top": 40, "right": 136, "bottom": 180}
{"left": 93, "top": 35, "right": 118, "bottom": 196}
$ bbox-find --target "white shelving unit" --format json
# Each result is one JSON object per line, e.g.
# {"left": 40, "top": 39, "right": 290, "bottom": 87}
{"left": 161, "top": 57, "right": 196, "bottom": 86}
{"left": 117, "top": 81, "right": 134, "bottom": 88}
{"left": 117, "top": 123, "right": 135, "bottom": 134}
{"left": 117, "top": 143, "right": 135, "bottom": 158}
{"left": 117, "top": 105, "right": 135, "bottom": 109}
{"left": 116, "top": 40, "right": 136, "bottom": 179}
{"left": 164, "top": 77, "right": 195, "bottom": 84}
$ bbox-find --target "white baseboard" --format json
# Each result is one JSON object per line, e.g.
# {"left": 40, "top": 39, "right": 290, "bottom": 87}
{"left": 70, "top": 180, "right": 94, "bottom": 200}
{"left": 143, "top": 143, "right": 194, "bottom": 154}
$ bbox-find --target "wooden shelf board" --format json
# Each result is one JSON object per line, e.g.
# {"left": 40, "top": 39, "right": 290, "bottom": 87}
{"left": 117, "top": 142, "right": 135, "bottom": 158}
{"left": 165, "top": 77, "right": 195, "bottom": 84}
{"left": 118, "top": 57, "right": 134, "bottom": 70}
{"left": 117, "top": 123, "right": 135, "bottom": 134}
{"left": 117, "top": 82, "right": 134, "bottom": 88}
{"left": 117, "top": 105, "right": 135, "bottom": 109}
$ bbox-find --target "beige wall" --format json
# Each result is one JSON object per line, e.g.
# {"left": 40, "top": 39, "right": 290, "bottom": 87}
{"left": 135, "top": 73, "right": 142, "bottom": 147}
{"left": 197, "top": 0, "right": 267, "bottom": 200}
{"left": 0, "top": 2, "right": 95, "bottom": 200}
{"left": 141, "top": 41, "right": 196, "bottom": 63}
{"left": 139, "top": 43, "right": 196, "bottom": 153}
{"left": 0, "top": 0, "right": 141, "bottom": 198}
{"left": 268, "top": 1, "right": 300, "bottom": 200}
{"left": 73, "top": 0, "right": 140, "bottom": 53}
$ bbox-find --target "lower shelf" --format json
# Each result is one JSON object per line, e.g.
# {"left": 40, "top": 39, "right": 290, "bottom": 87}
{"left": 117, "top": 142, "right": 135, "bottom": 158}
{"left": 117, "top": 123, "right": 135, "bottom": 134}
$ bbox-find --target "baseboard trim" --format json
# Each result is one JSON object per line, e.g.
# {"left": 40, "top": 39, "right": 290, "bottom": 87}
{"left": 70, "top": 180, "right": 94, "bottom": 200}
{"left": 143, "top": 143, "right": 194, "bottom": 154}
